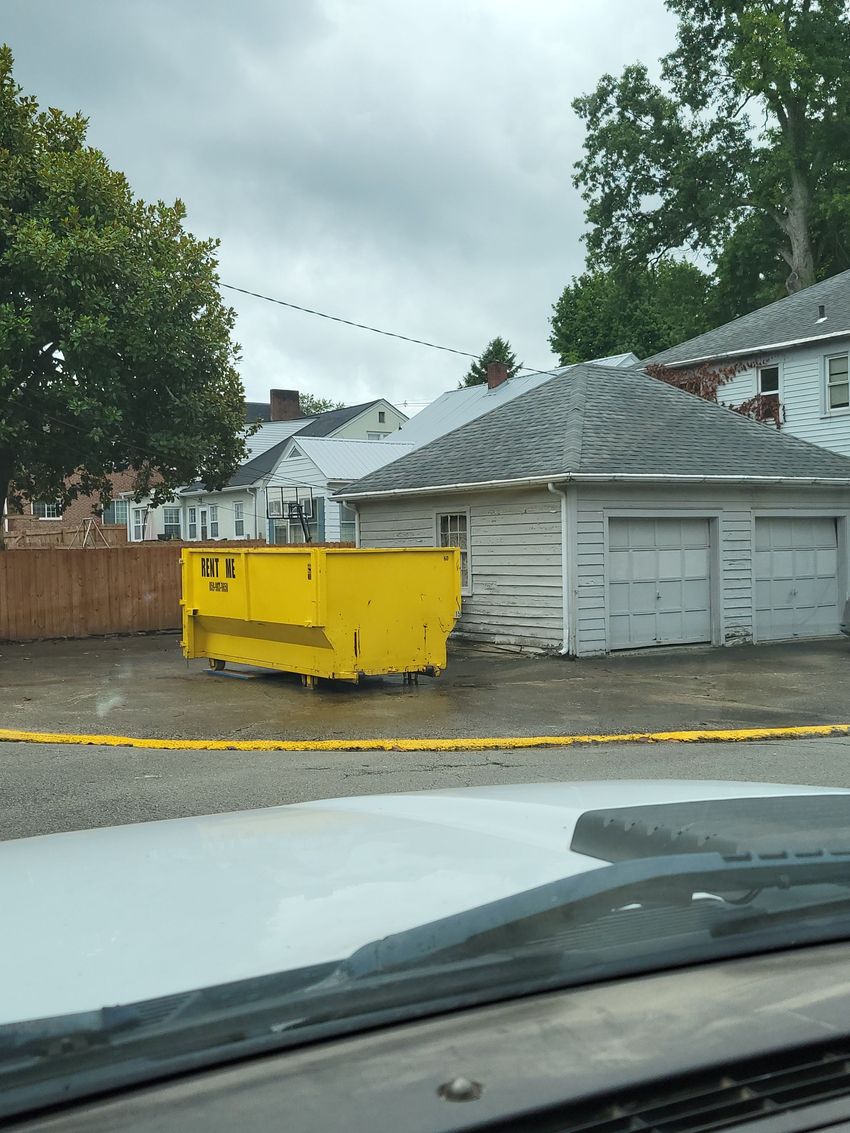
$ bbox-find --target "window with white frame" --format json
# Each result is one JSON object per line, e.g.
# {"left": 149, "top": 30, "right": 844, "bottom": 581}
{"left": 826, "top": 353, "right": 849, "bottom": 411}
{"left": 32, "top": 500, "right": 62, "bottom": 519}
{"left": 101, "top": 499, "right": 129, "bottom": 526}
{"left": 437, "top": 511, "right": 470, "bottom": 593}
{"left": 234, "top": 501, "right": 244, "bottom": 537}
{"left": 187, "top": 506, "right": 197, "bottom": 540}
{"left": 367, "top": 431, "right": 390, "bottom": 440}
{"left": 162, "top": 507, "right": 181, "bottom": 539}
{"left": 209, "top": 505, "right": 219, "bottom": 538}
{"left": 132, "top": 507, "right": 148, "bottom": 541}
{"left": 378, "top": 410, "right": 386, "bottom": 423}
{"left": 758, "top": 365, "right": 779, "bottom": 395}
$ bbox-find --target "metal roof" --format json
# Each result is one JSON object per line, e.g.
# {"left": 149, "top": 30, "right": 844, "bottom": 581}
{"left": 641, "top": 268, "right": 850, "bottom": 368}
{"left": 340, "top": 363, "right": 850, "bottom": 498}
{"left": 390, "top": 353, "right": 639, "bottom": 452}
{"left": 243, "top": 419, "right": 315, "bottom": 460}
{"left": 288, "top": 437, "right": 414, "bottom": 481}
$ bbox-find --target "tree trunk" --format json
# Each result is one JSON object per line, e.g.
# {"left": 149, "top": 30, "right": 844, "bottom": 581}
{"left": 783, "top": 167, "right": 817, "bottom": 293}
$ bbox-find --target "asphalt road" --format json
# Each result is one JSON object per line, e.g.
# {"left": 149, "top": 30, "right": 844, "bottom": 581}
{"left": 4, "top": 736, "right": 850, "bottom": 840}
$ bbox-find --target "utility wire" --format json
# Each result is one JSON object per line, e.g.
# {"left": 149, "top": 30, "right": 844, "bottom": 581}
{"left": 221, "top": 281, "right": 565, "bottom": 380}
{"left": 221, "top": 283, "right": 480, "bottom": 362}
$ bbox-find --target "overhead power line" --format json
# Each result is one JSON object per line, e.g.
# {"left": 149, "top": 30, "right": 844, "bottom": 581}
{"left": 221, "top": 283, "right": 480, "bottom": 362}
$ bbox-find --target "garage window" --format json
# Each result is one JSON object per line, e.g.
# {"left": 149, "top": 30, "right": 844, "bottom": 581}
{"left": 826, "top": 353, "right": 849, "bottom": 411}
{"left": 437, "top": 511, "right": 470, "bottom": 593}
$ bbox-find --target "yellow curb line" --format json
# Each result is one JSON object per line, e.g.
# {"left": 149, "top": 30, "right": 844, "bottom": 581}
{"left": 0, "top": 724, "right": 849, "bottom": 752}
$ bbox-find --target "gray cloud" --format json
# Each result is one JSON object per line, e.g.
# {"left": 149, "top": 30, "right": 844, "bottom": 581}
{"left": 4, "top": 0, "right": 675, "bottom": 409}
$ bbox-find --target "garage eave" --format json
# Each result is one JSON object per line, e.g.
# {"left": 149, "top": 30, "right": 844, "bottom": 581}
{"left": 339, "top": 472, "right": 850, "bottom": 501}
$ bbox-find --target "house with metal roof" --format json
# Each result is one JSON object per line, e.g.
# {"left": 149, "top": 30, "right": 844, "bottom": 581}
{"left": 125, "top": 392, "right": 407, "bottom": 543}
{"left": 339, "top": 363, "right": 850, "bottom": 656}
{"left": 640, "top": 268, "right": 850, "bottom": 458}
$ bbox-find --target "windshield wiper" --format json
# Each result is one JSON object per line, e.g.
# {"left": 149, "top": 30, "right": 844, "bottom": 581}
{"left": 339, "top": 849, "right": 850, "bottom": 979}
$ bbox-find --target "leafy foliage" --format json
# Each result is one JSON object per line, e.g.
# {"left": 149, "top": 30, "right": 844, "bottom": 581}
{"left": 461, "top": 336, "right": 522, "bottom": 387}
{"left": 0, "top": 45, "right": 248, "bottom": 533}
{"left": 299, "top": 393, "right": 345, "bottom": 416}
{"left": 573, "top": 0, "right": 850, "bottom": 295}
{"left": 645, "top": 358, "right": 781, "bottom": 427}
{"left": 549, "top": 260, "right": 715, "bottom": 363}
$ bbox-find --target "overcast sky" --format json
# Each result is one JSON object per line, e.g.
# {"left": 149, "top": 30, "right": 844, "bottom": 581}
{"left": 5, "top": 0, "right": 675, "bottom": 411}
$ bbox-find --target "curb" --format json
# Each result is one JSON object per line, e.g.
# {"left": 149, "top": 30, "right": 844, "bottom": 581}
{"left": 0, "top": 724, "right": 849, "bottom": 752}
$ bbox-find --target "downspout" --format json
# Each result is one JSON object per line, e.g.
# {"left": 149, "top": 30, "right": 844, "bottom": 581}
{"left": 343, "top": 500, "right": 360, "bottom": 547}
{"left": 547, "top": 481, "right": 576, "bottom": 657}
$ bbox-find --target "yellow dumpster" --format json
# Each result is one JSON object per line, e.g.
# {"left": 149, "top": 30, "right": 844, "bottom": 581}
{"left": 180, "top": 546, "right": 462, "bottom": 686}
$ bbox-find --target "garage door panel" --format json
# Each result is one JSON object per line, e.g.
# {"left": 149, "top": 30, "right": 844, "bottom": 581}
{"left": 630, "top": 581, "right": 658, "bottom": 614}
{"left": 630, "top": 549, "right": 657, "bottom": 581}
{"left": 755, "top": 517, "right": 840, "bottom": 641}
{"left": 817, "top": 548, "right": 838, "bottom": 575}
{"left": 657, "top": 549, "right": 682, "bottom": 578}
{"left": 683, "top": 547, "right": 710, "bottom": 577}
{"left": 607, "top": 518, "right": 712, "bottom": 650}
{"left": 608, "top": 580, "right": 631, "bottom": 615}
{"left": 608, "top": 552, "right": 630, "bottom": 583}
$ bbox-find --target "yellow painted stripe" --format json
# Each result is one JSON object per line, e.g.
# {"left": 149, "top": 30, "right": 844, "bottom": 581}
{"left": 0, "top": 724, "right": 848, "bottom": 752}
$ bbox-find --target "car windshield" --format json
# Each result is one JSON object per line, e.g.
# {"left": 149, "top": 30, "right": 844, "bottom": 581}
{"left": 4, "top": 0, "right": 850, "bottom": 1125}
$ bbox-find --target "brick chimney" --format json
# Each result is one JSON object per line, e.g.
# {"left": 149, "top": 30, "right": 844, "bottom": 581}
{"left": 486, "top": 361, "right": 509, "bottom": 390}
{"left": 269, "top": 389, "right": 302, "bottom": 421}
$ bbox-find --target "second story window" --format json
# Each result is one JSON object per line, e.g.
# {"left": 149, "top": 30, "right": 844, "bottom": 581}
{"left": 758, "top": 366, "right": 779, "bottom": 396}
{"left": 378, "top": 410, "right": 386, "bottom": 423}
{"left": 826, "top": 354, "right": 849, "bottom": 411}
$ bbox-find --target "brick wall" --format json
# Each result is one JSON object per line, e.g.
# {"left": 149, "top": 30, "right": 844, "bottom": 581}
{"left": 5, "top": 469, "right": 142, "bottom": 540}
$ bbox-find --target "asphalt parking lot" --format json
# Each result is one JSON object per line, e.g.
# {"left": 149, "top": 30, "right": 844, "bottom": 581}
{"left": 1, "top": 632, "right": 849, "bottom": 741}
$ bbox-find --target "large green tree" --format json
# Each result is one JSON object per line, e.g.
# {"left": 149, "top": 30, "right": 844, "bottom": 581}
{"left": 461, "top": 336, "right": 522, "bottom": 387}
{"left": 0, "top": 46, "right": 247, "bottom": 539}
{"left": 573, "top": 0, "right": 850, "bottom": 295}
{"left": 550, "top": 259, "right": 715, "bottom": 363}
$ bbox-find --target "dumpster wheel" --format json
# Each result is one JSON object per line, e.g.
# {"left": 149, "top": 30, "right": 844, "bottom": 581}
{"left": 208, "top": 658, "right": 226, "bottom": 672}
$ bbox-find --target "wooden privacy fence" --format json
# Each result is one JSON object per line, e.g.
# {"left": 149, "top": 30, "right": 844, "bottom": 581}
{"left": 0, "top": 541, "right": 353, "bottom": 641}
{"left": 0, "top": 541, "right": 261, "bottom": 641}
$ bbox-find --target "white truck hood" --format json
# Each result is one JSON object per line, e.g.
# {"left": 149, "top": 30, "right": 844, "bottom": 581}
{"left": 1, "top": 779, "right": 843, "bottom": 1024}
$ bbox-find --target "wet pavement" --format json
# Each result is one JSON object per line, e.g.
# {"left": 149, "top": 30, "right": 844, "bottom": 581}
{"left": 1, "top": 632, "right": 848, "bottom": 741}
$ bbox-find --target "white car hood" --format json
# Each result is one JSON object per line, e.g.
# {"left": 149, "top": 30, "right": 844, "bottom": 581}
{"left": 1, "top": 779, "right": 843, "bottom": 1024}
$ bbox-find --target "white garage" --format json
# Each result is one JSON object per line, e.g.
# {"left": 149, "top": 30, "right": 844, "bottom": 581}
{"left": 343, "top": 362, "right": 850, "bottom": 657}
{"left": 608, "top": 517, "right": 712, "bottom": 650}
{"left": 755, "top": 517, "right": 841, "bottom": 641}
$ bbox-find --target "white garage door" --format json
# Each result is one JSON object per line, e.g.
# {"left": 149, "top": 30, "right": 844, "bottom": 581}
{"left": 755, "top": 517, "right": 839, "bottom": 641}
{"left": 608, "top": 518, "right": 712, "bottom": 650}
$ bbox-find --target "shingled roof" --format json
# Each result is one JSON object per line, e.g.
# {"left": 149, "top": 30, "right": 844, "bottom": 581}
{"left": 641, "top": 268, "right": 850, "bottom": 368}
{"left": 339, "top": 363, "right": 850, "bottom": 497}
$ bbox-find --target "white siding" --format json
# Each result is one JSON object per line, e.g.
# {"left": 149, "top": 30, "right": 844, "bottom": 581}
{"left": 332, "top": 403, "right": 407, "bottom": 440}
{"left": 358, "top": 488, "right": 563, "bottom": 650}
{"left": 717, "top": 336, "right": 850, "bottom": 457}
{"left": 574, "top": 483, "right": 850, "bottom": 656}
{"left": 181, "top": 490, "right": 258, "bottom": 541}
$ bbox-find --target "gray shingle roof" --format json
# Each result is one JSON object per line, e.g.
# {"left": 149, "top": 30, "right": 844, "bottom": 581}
{"left": 339, "top": 363, "right": 850, "bottom": 496}
{"left": 295, "top": 401, "right": 383, "bottom": 437}
{"left": 641, "top": 269, "right": 850, "bottom": 368}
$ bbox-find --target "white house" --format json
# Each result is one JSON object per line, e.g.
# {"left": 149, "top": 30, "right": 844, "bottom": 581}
{"left": 339, "top": 363, "right": 850, "bottom": 656}
{"left": 125, "top": 393, "right": 407, "bottom": 542}
{"left": 641, "top": 268, "right": 850, "bottom": 457}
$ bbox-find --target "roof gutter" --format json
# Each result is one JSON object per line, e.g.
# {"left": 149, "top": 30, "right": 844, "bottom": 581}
{"left": 647, "top": 327, "right": 850, "bottom": 369}
{"left": 339, "top": 471, "right": 850, "bottom": 500}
